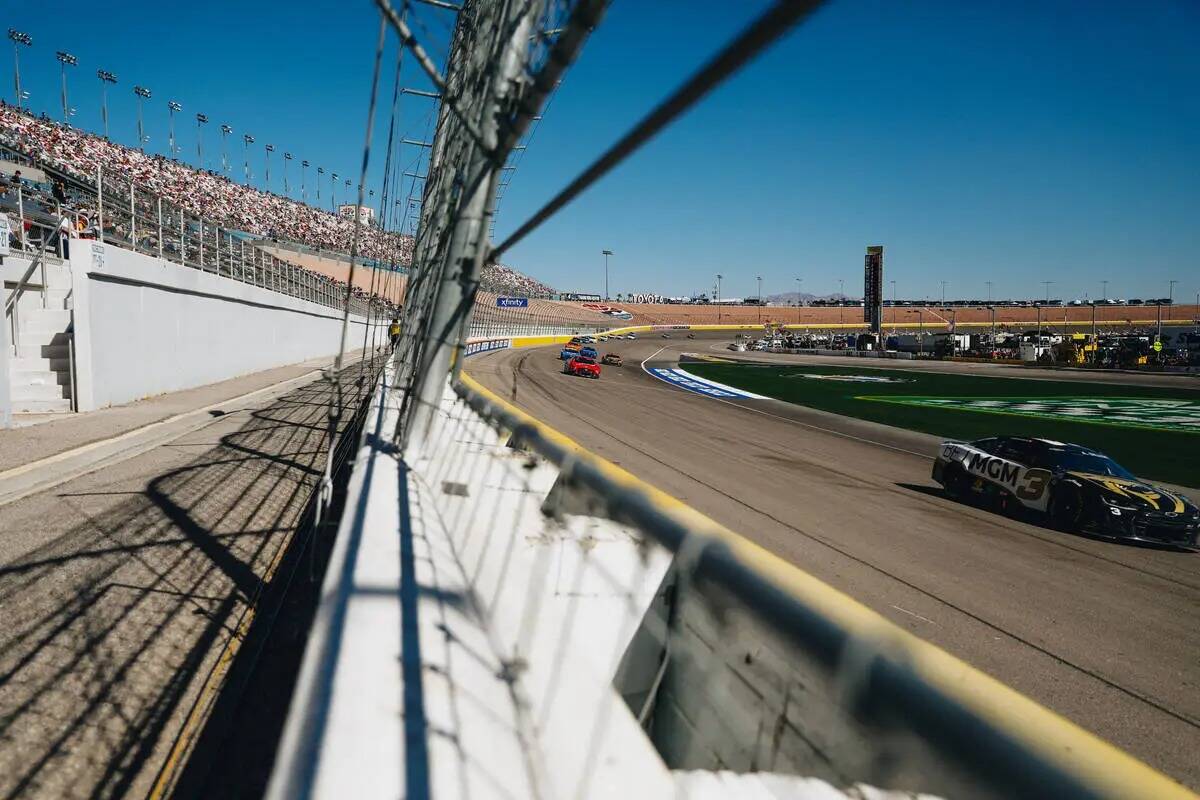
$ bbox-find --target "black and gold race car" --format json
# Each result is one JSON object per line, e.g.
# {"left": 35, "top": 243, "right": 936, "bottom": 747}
{"left": 932, "top": 436, "right": 1199, "bottom": 549}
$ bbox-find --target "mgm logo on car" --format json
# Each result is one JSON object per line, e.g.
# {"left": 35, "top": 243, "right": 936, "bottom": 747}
{"left": 863, "top": 397, "right": 1200, "bottom": 433}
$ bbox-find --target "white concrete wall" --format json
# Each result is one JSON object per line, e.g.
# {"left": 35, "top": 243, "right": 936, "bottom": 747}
{"left": 70, "top": 241, "right": 372, "bottom": 411}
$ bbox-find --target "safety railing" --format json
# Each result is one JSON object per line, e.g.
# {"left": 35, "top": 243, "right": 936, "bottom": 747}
{"left": 0, "top": 139, "right": 390, "bottom": 320}
{"left": 4, "top": 234, "right": 55, "bottom": 356}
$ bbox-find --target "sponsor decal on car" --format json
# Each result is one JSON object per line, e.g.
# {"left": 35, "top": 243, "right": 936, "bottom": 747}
{"left": 865, "top": 397, "right": 1200, "bottom": 433}
{"left": 940, "top": 442, "right": 1052, "bottom": 510}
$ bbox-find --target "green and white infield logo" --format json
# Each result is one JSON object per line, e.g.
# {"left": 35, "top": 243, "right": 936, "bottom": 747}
{"left": 860, "top": 396, "right": 1200, "bottom": 433}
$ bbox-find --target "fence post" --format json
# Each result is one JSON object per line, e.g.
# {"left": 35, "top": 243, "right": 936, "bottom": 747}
{"left": 96, "top": 165, "right": 104, "bottom": 244}
{"left": 129, "top": 182, "right": 136, "bottom": 251}
{"left": 199, "top": 219, "right": 205, "bottom": 270}
{"left": 157, "top": 197, "right": 163, "bottom": 260}
{"left": 179, "top": 208, "right": 186, "bottom": 265}
{"left": 16, "top": 185, "right": 25, "bottom": 252}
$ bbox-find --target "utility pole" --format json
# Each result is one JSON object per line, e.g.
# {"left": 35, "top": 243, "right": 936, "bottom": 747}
{"left": 56, "top": 51, "right": 77, "bottom": 123}
{"left": 97, "top": 69, "right": 117, "bottom": 138}
{"left": 220, "top": 124, "right": 232, "bottom": 175}
{"left": 1042, "top": 280, "right": 1054, "bottom": 303}
{"left": 757, "top": 275, "right": 763, "bottom": 323}
{"left": 940, "top": 280, "right": 947, "bottom": 306}
{"left": 796, "top": 277, "right": 802, "bottom": 325}
{"left": 717, "top": 273, "right": 723, "bottom": 324}
{"left": 242, "top": 133, "right": 254, "bottom": 184}
{"left": 1100, "top": 279, "right": 1108, "bottom": 302}
{"left": 989, "top": 305, "right": 997, "bottom": 359}
{"left": 1168, "top": 279, "right": 1177, "bottom": 321}
{"left": 195, "top": 113, "right": 208, "bottom": 167}
{"left": 167, "top": 100, "right": 182, "bottom": 157}
{"left": 602, "top": 249, "right": 613, "bottom": 300}
{"left": 8, "top": 29, "right": 32, "bottom": 110}
{"left": 134, "top": 85, "right": 152, "bottom": 150}
{"left": 985, "top": 280, "right": 992, "bottom": 304}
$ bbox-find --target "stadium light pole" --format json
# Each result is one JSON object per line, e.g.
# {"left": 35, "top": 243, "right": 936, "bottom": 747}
{"left": 317, "top": 166, "right": 324, "bottom": 200}
{"left": 242, "top": 133, "right": 254, "bottom": 185}
{"left": 96, "top": 69, "right": 117, "bottom": 138}
{"left": 756, "top": 275, "right": 763, "bottom": 323}
{"left": 796, "top": 277, "right": 803, "bottom": 324}
{"left": 195, "top": 113, "right": 208, "bottom": 167}
{"left": 331, "top": 172, "right": 338, "bottom": 209}
{"left": 939, "top": 280, "right": 947, "bottom": 306}
{"left": 1100, "top": 279, "right": 1108, "bottom": 302}
{"left": 716, "top": 273, "right": 723, "bottom": 324}
{"left": 1168, "top": 279, "right": 1177, "bottom": 321}
{"left": 220, "top": 124, "right": 232, "bottom": 175}
{"left": 283, "top": 152, "right": 293, "bottom": 196}
{"left": 301, "top": 160, "right": 309, "bottom": 202}
{"left": 265, "top": 143, "right": 274, "bottom": 191}
{"left": 167, "top": 100, "right": 182, "bottom": 157}
{"left": 601, "top": 249, "right": 612, "bottom": 300}
{"left": 8, "top": 30, "right": 31, "bottom": 110}
{"left": 1042, "top": 280, "right": 1054, "bottom": 303}
{"left": 133, "top": 85, "right": 151, "bottom": 151}
{"left": 55, "top": 51, "right": 77, "bottom": 123}
{"left": 985, "top": 280, "right": 992, "bottom": 304}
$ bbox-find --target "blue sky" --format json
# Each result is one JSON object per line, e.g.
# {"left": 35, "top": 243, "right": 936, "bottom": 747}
{"left": 7, "top": 1, "right": 1199, "bottom": 302}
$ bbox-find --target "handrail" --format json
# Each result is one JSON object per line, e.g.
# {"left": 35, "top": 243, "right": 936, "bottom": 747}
{"left": 452, "top": 368, "right": 1194, "bottom": 800}
{"left": 5, "top": 234, "right": 53, "bottom": 314}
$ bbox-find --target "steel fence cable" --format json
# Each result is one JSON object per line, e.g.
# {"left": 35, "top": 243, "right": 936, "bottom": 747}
{"left": 491, "top": 0, "right": 826, "bottom": 259}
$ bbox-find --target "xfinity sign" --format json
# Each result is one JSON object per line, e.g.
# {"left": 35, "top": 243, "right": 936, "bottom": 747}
{"left": 497, "top": 297, "right": 529, "bottom": 308}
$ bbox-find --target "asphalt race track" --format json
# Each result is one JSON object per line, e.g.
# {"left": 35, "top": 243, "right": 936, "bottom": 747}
{"left": 466, "top": 332, "right": 1200, "bottom": 789}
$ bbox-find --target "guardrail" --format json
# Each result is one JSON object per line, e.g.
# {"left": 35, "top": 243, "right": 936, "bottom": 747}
{"left": 450, "top": 332, "right": 1193, "bottom": 800}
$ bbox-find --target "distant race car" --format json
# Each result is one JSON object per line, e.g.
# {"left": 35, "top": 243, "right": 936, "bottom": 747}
{"left": 625, "top": 333, "right": 637, "bottom": 340}
{"left": 563, "top": 355, "right": 601, "bottom": 378}
{"left": 661, "top": 333, "right": 671, "bottom": 338}
{"left": 580, "top": 346, "right": 599, "bottom": 359}
{"left": 932, "top": 436, "right": 1199, "bottom": 549}
{"left": 687, "top": 333, "right": 696, "bottom": 339}
{"left": 601, "top": 353, "right": 623, "bottom": 366}
{"left": 599, "top": 336, "right": 609, "bottom": 342}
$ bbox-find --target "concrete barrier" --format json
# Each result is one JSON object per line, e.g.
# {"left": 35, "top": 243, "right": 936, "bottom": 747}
{"left": 69, "top": 241, "right": 371, "bottom": 411}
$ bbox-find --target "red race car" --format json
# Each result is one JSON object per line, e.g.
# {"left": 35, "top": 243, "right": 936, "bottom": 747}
{"left": 563, "top": 355, "right": 601, "bottom": 378}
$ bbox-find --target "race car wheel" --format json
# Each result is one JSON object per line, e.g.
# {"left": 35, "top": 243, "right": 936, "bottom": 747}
{"left": 941, "top": 463, "right": 967, "bottom": 499}
{"left": 1048, "top": 484, "right": 1083, "bottom": 532}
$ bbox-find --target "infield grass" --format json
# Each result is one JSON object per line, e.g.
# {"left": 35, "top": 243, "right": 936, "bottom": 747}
{"left": 684, "top": 362, "right": 1200, "bottom": 487}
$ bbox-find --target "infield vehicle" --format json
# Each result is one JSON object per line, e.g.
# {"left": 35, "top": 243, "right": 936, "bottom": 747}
{"left": 932, "top": 436, "right": 1199, "bottom": 549}
{"left": 563, "top": 355, "right": 601, "bottom": 378}
{"left": 601, "top": 353, "right": 623, "bottom": 366}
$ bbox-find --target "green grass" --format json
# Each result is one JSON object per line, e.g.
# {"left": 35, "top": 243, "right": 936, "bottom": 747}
{"left": 685, "top": 362, "right": 1200, "bottom": 487}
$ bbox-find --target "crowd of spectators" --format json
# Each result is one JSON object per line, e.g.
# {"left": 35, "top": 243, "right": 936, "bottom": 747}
{"left": 1, "top": 101, "right": 555, "bottom": 302}
{"left": 479, "top": 262, "right": 554, "bottom": 297}
{"left": 0, "top": 102, "right": 410, "bottom": 262}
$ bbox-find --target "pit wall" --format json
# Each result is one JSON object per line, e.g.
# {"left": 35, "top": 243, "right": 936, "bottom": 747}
{"left": 70, "top": 241, "right": 371, "bottom": 411}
